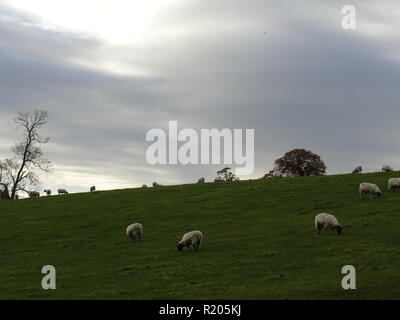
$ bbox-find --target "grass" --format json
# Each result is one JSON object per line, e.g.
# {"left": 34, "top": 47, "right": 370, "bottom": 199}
{"left": 1, "top": 172, "right": 400, "bottom": 300}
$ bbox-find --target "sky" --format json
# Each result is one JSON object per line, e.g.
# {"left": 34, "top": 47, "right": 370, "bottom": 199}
{"left": 1, "top": 0, "right": 400, "bottom": 194}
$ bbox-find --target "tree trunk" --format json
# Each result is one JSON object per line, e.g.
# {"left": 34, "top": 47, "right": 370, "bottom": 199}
{"left": 0, "top": 183, "right": 11, "bottom": 200}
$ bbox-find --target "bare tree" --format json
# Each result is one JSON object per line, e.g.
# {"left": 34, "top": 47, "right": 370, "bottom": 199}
{"left": 0, "top": 110, "right": 51, "bottom": 199}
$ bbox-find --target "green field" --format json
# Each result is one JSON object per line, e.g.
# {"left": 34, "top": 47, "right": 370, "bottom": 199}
{"left": 1, "top": 172, "right": 400, "bottom": 300}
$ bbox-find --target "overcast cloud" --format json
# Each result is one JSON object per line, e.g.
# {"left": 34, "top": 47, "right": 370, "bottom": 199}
{"left": 1, "top": 0, "right": 400, "bottom": 194}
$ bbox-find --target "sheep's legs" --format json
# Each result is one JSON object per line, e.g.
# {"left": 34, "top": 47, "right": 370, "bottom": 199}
{"left": 192, "top": 242, "right": 200, "bottom": 250}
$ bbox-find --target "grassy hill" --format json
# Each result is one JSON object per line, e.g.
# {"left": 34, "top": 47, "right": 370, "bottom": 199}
{"left": 1, "top": 172, "right": 400, "bottom": 300}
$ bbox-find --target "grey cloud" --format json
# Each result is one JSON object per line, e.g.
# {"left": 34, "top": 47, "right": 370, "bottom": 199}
{"left": 1, "top": 1, "right": 400, "bottom": 194}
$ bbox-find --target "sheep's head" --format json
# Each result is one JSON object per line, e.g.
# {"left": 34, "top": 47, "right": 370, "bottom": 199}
{"left": 177, "top": 243, "right": 185, "bottom": 251}
{"left": 336, "top": 225, "right": 343, "bottom": 235}
{"left": 376, "top": 191, "right": 382, "bottom": 197}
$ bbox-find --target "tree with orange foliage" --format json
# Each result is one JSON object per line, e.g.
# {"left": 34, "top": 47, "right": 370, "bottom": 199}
{"left": 274, "top": 149, "right": 326, "bottom": 177}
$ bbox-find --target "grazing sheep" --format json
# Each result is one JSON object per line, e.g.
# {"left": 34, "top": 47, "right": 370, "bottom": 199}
{"left": 142, "top": 184, "right": 148, "bottom": 188}
{"left": 264, "top": 170, "right": 276, "bottom": 179}
{"left": 43, "top": 189, "right": 51, "bottom": 196}
{"left": 90, "top": 186, "right": 96, "bottom": 192}
{"left": 214, "top": 177, "right": 225, "bottom": 182}
{"left": 315, "top": 213, "right": 342, "bottom": 235}
{"left": 272, "top": 171, "right": 283, "bottom": 178}
{"left": 262, "top": 171, "right": 273, "bottom": 179}
{"left": 126, "top": 223, "right": 143, "bottom": 241}
{"left": 263, "top": 170, "right": 282, "bottom": 179}
{"left": 177, "top": 231, "right": 203, "bottom": 251}
{"left": 359, "top": 182, "right": 381, "bottom": 199}
{"left": 153, "top": 182, "right": 161, "bottom": 187}
{"left": 382, "top": 164, "right": 394, "bottom": 173}
{"left": 352, "top": 166, "right": 362, "bottom": 174}
{"left": 388, "top": 178, "right": 400, "bottom": 192}
{"left": 197, "top": 177, "right": 205, "bottom": 183}
{"left": 58, "top": 189, "right": 69, "bottom": 195}
{"left": 28, "top": 191, "right": 40, "bottom": 198}
{"left": 234, "top": 177, "right": 240, "bottom": 181}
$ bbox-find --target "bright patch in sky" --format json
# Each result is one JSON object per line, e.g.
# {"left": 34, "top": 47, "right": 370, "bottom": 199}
{"left": 4, "top": 0, "right": 179, "bottom": 45}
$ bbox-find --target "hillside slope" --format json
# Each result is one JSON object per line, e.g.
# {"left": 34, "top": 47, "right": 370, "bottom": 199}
{"left": 1, "top": 173, "right": 400, "bottom": 299}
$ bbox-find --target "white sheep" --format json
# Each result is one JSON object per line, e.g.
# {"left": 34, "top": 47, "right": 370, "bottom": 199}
{"left": 272, "top": 171, "right": 283, "bottom": 178}
{"left": 197, "top": 177, "right": 205, "bottom": 183}
{"left": 142, "top": 184, "right": 148, "bottom": 188}
{"left": 28, "top": 191, "right": 40, "bottom": 198}
{"left": 153, "top": 182, "right": 161, "bottom": 187}
{"left": 315, "top": 213, "right": 343, "bottom": 235}
{"left": 359, "top": 182, "right": 381, "bottom": 199}
{"left": 263, "top": 170, "right": 276, "bottom": 179}
{"left": 126, "top": 223, "right": 143, "bottom": 241}
{"left": 58, "top": 189, "right": 69, "bottom": 195}
{"left": 214, "top": 177, "right": 225, "bottom": 182}
{"left": 177, "top": 230, "right": 203, "bottom": 251}
{"left": 382, "top": 164, "right": 394, "bottom": 173}
{"left": 90, "top": 186, "right": 96, "bottom": 192}
{"left": 388, "top": 178, "right": 400, "bottom": 193}
{"left": 352, "top": 166, "right": 362, "bottom": 174}
{"left": 43, "top": 189, "right": 51, "bottom": 196}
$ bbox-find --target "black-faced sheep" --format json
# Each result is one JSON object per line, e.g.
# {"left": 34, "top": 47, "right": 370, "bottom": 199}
{"left": 382, "top": 164, "right": 394, "bottom": 173}
{"left": 315, "top": 213, "right": 342, "bottom": 235}
{"left": 263, "top": 170, "right": 275, "bottom": 179}
{"left": 126, "top": 223, "right": 143, "bottom": 241}
{"left": 177, "top": 231, "right": 203, "bottom": 251}
{"left": 58, "top": 189, "right": 69, "bottom": 195}
{"left": 197, "top": 177, "right": 205, "bottom": 183}
{"left": 28, "top": 191, "right": 40, "bottom": 198}
{"left": 272, "top": 171, "right": 283, "bottom": 178}
{"left": 352, "top": 166, "right": 362, "bottom": 174}
{"left": 388, "top": 178, "right": 400, "bottom": 192}
{"left": 90, "top": 186, "right": 96, "bottom": 192}
{"left": 153, "top": 182, "right": 161, "bottom": 187}
{"left": 359, "top": 182, "right": 381, "bottom": 199}
{"left": 44, "top": 189, "right": 51, "bottom": 196}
